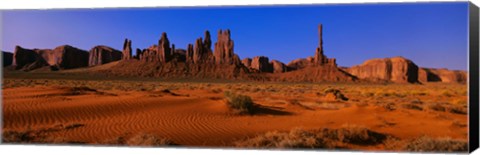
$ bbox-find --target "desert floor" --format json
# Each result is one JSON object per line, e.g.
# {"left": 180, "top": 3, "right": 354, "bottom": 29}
{"left": 1, "top": 74, "right": 469, "bottom": 152}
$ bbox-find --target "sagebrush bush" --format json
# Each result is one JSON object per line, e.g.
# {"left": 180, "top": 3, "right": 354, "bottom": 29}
{"left": 403, "top": 136, "right": 468, "bottom": 152}
{"left": 235, "top": 128, "right": 328, "bottom": 149}
{"left": 126, "top": 133, "right": 175, "bottom": 146}
{"left": 323, "top": 88, "right": 348, "bottom": 101}
{"left": 235, "top": 125, "right": 388, "bottom": 149}
{"left": 224, "top": 91, "right": 255, "bottom": 114}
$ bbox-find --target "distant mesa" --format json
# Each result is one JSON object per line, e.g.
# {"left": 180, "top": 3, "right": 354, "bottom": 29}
{"left": 418, "top": 67, "right": 467, "bottom": 83}
{"left": 343, "top": 56, "right": 467, "bottom": 84}
{"left": 344, "top": 56, "right": 420, "bottom": 83}
{"left": 12, "top": 45, "right": 89, "bottom": 71}
{"left": 5, "top": 23, "right": 466, "bottom": 84}
{"left": 2, "top": 51, "right": 13, "bottom": 67}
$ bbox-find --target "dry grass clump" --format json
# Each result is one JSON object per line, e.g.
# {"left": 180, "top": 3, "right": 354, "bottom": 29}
{"left": 2, "top": 129, "right": 38, "bottom": 143}
{"left": 126, "top": 133, "right": 175, "bottom": 146}
{"left": 2, "top": 123, "right": 85, "bottom": 144}
{"left": 320, "top": 124, "right": 387, "bottom": 145}
{"left": 428, "top": 103, "right": 447, "bottom": 112}
{"left": 403, "top": 136, "right": 468, "bottom": 152}
{"left": 324, "top": 88, "right": 348, "bottom": 101}
{"left": 102, "top": 133, "right": 175, "bottom": 146}
{"left": 235, "top": 128, "right": 329, "bottom": 149}
{"left": 224, "top": 91, "right": 256, "bottom": 114}
{"left": 383, "top": 103, "right": 396, "bottom": 111}
{"left": 235, "top": 125, "right": 388, "bottom": 149}
{"left": 448, "top": 105, "right": 467, "bottom": 115}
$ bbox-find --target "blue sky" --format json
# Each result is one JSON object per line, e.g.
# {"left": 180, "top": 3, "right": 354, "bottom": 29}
{"left": 1, "top": 2, "right": 469, "bottom": 70}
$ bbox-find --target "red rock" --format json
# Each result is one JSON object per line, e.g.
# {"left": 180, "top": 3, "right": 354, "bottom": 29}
{"left": 251, "top": 56, "right": 272, "bottom": 72}
{"left": 213, "top": 29, "right": 240, "bottom": 65}
{"left": 12, "top": 46, "right": 42, "bottom": 70}
{"left": 313, "top": 24, "right": 336, "bottom": 66}
{"left": 88, "top": 45, "right": 122, "bottom": 66}
{"left": 12, "top": 45, "right": 89, "bottom": 71}
{"left": 287, "top": 57, "right": 314, "bottom": 70}
{"left": 270, "top": 60, "right": 287, "bottom": 73}
{"left": 241, "top": 58, "right": 252, "bottom": 68}
{"left": 49, "top": 45, "right": 89, "bottom": 69}
{"left": 186, "top": 44, "right": 194, "bottom": 63}
{"left": 345, "top": 56, "right": 419, "bottom": 83}
{"left": 157, "top": 32, "right": 172, "bottom": 62}
{"left": 419, "top": 68, "right": 467, "bottom": 83}
{"left": 122, "top": 39, "right": 132, "bottom": 60}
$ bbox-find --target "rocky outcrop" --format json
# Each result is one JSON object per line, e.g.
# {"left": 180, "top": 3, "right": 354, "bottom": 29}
{"left": 270, "top": 60, "right": 287, "bottom": 73}
{"left": 287, "top": 57, "right": 314, "bottom": 70}
{"left": 251, "top": 56, "right": 272, "bottom": 72}
{"left": 419, "top": 68, "right": 467, "bottom": 83}
{"left": 213, "top": 29, "right": 241, "bottom": 65}
{"left": 12, "top": 46, "right": 47, "bottom": 70}
{"left": 241, "top": 58, "right": 252, "bottom": 68}
{"left": 88, "top": 46, "right": 122, "bottom": 66}
{"left": 192, "top": 36, "right": 214, "bottom": 64}
{"left": 12, "top": 45, "right": 89, "bottom": 71}
{"left": 136, "top": 33, "right": 177, "bottom": 63}
{"left": 122, "top": 39, "right": 132, "bottom": 60}
{"left": 345, "top": 56, "right": 419, "bottom": 83}
{"left": 47, "top": 45, "right": 89, "bottom": 69}
{"left": 2, "top": 51, "right": 13, "bottom": 67}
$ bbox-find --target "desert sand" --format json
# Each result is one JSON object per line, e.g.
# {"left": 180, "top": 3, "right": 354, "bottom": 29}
{"left": 2, "top": 77, "right": 468, "bottom": 151}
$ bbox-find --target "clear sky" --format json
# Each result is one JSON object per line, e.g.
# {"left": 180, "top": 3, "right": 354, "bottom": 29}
{"left": 1, "top": 2, "right": 469, "bottom": 70}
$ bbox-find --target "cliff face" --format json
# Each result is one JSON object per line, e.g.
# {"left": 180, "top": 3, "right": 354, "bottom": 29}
{"left": 419, "top": 68, "right": 467, "bottom": 83}
{"left": 88, "top": 46, "right": 122, "bottom": 66}
{"left": 345, "top": 57, "right": 419, "bottom": 83}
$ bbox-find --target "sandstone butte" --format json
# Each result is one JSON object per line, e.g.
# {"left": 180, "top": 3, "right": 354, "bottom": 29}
{"left": 5, "top": 24, "right": 467, "bottom": 84}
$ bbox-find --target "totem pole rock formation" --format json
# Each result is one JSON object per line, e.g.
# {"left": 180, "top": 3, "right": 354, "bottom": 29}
{"left": 122, "top": 39, "right": 132, "bottom": 60}
{"left": 313, "top": 24, "right": 336, "bottom": 66}
{"left": 157, "top": 32, "right": 172, "bottom": 62}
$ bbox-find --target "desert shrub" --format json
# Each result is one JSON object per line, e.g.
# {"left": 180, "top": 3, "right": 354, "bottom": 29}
{"left": 236, "top": 126, "right": 388, "bottom": 149}
{"left": 428, "top": 103, "right": 446, "bottom": 112}
{"left": 403, "top": 136, "right": 468, "bottom": 152}
{"left": 321, "top": 124, "right": 387, "bottom": 145}
{"left": 383, "top": 103, "right": 396, "bottom": 111}
{"left": 235, "top": 128, "right": 328, "bottom": 149}
{"left": 126, "top": 133, "right": 175, "bottom": 146}
{"left": 410, "top": 99, "right": 423, "bottom": 105}
{"left": 324, "top": 88, "right": 348, "bottom": 101}
{"left": 448, "top": 106, "right": 467, "bottom": 115}
{"left": 454, "top": 98, "right": 468, "bottom": 106}
{"left": 2, "top": 130, "right": 37, "bottom": 143}
{"left": 224, "top": 91, "right": 255, "bottom": 114}
{"left": 401, "top": 104, "right": 423, "bottom": 111}
{"left": 441, "top": 90, "right": 453, "bottom": 97}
